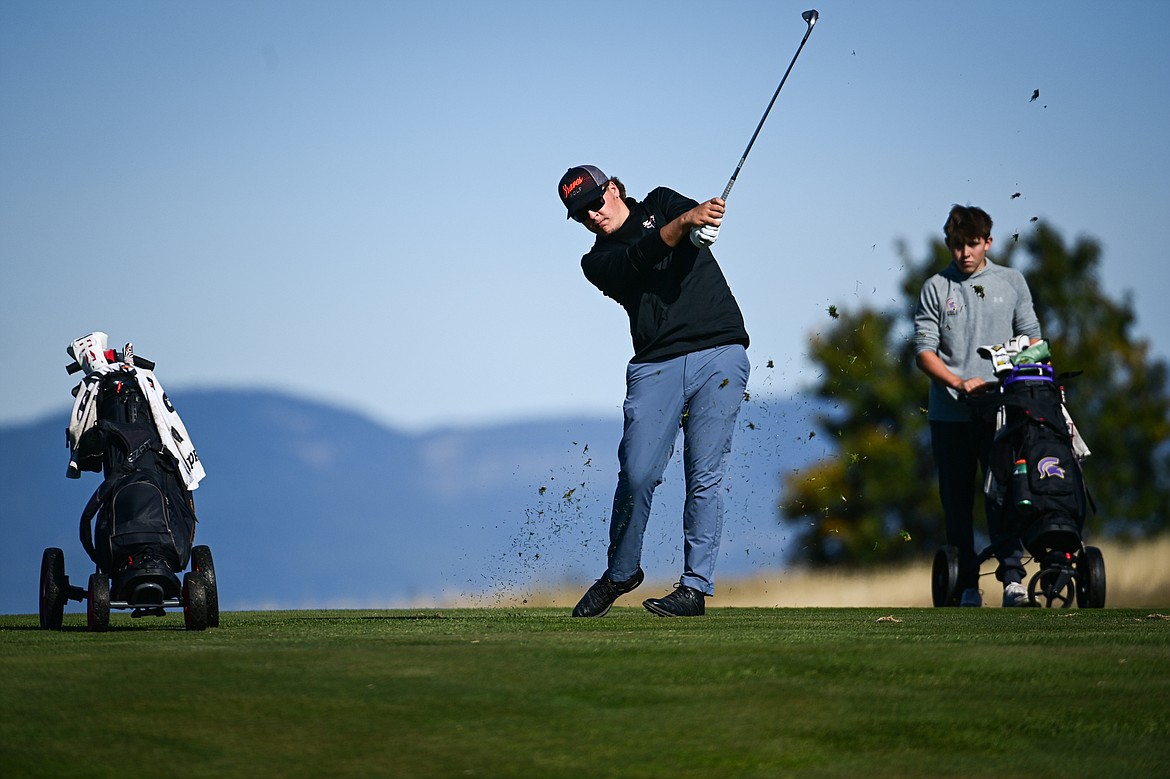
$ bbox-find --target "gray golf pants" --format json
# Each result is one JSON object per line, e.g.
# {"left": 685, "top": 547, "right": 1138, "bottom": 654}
{"left": 605, "top": 344, "right": 749, "bottom": 596}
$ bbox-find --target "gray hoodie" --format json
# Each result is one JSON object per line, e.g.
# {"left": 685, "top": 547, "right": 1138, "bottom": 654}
{"left": 913, "top": 259, "right": 1041, "bottom": 421}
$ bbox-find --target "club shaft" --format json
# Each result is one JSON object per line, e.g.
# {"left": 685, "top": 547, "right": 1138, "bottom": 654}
{"left": 722, "top": 19, "right": 817, "bottom": 201}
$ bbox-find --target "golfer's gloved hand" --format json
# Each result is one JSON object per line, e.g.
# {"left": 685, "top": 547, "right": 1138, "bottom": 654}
{"left": 689, "top": 224, "right": 720, "bottom": 247}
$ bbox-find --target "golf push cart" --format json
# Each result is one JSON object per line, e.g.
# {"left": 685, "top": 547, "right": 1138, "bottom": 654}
{"left": 931, "top": 338, "right": 1105, "bottom": 609}
{"left": 39, "top": 332, "right": 219, "bottom": 631}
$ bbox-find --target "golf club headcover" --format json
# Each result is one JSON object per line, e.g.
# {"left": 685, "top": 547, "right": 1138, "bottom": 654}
{"left": 690, "top": 224, "right": 719, "bottom": 247}
{"left": 1012, "top": 339, "right": 1050, "bottom": 365}
{"left": 976, "top": 343, "right": 1014, "bottom": 376}
{"left": 68, "top": 332, "right": 111, "bottom": 375}
{"left": 1008, "top": 334, "right": 1031, "bottom": 356}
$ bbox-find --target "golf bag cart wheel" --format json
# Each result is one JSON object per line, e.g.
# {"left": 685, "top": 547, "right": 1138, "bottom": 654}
{"left": 1028, "top": 567, "right": 1075, "bottom": 609}
{"left": 931, "top": 546, "right": 961, "bottom": 607}
{"left": 1076, "top": 546, "right": 1107, "bottom": 609}
{"left": 183, "top": 572, "right": 209, "bottom": 631}
{"left": 39, "top": 548, "right": 68, "bottom": 630}
{"left": 87, "top": 573, "right": 110, "bottom": 632}
{"left": 191, "top": 545, "right": 219, "bottom": 627}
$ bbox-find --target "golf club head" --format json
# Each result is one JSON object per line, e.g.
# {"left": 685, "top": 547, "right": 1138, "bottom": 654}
{"left": 802, "top": 9, "right": 819, "bottom": 27}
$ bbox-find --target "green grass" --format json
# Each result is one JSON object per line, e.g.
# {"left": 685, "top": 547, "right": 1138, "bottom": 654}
{"left": 2, "top": 608, "right": 1169, "bottom": 778}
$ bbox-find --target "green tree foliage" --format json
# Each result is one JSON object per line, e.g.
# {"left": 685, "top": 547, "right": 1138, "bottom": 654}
{"left": 781, "top": 223, "right": 1169, "bottom": 566}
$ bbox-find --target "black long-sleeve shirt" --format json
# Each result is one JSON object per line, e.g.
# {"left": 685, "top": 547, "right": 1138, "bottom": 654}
{"left": 580, "top": 187, "right": 749, "bottom": 364}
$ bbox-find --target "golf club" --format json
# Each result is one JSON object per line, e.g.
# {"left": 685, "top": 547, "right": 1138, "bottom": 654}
{"left": 721, "top": 9, "right": 818, "bottom": 202}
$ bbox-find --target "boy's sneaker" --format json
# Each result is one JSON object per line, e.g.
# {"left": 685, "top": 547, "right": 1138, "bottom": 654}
{"left": 959, "top": 588, "right": 982, "bottom": 607}
{"left": 643, "top": 583, "right": 706, "bottom": 617}
{"left": 571, "top": 568, "right": 644, "bottom": 617}
{"left": 1002, "top": 582, "right": 1033, "bottom": 607}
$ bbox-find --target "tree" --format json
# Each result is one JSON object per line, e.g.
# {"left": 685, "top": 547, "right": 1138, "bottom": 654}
{"left": 780, "top": 223, "right": 1169, "bottom": 567}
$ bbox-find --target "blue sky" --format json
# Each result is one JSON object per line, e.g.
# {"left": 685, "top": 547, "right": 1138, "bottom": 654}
{"left": 3, "top": 1, "right": 1168, "bottom": 432}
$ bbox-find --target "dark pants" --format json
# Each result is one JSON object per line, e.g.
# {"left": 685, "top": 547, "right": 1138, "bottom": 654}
{"left": 930, "top": 419, "right": 1025, "bottom": 589}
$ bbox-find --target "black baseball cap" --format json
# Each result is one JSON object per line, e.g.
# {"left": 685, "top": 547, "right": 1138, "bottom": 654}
{"left": 559, "top": 165, "right": 608, "bottom": 219}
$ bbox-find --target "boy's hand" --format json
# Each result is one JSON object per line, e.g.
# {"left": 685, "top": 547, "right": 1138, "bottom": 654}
{"left": 958, "top": 377, "right": 992, "bottom": 394}
{"left": 661, "top": 197, "right": 725, "bottom": 248}
{"left": 685, "top": 198, "right": 725, "bottom": 228}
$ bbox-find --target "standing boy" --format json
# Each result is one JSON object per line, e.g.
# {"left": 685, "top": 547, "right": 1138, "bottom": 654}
{"left": 914, "top": 204, "right": 1042, "bottom": 607}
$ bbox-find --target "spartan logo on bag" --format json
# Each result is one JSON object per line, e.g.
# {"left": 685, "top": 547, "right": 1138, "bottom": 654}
{"left": 1037, "top": 456, "right": 1066, "bottom": 479}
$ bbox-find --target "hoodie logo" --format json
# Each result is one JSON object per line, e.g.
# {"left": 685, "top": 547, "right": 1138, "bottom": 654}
{"left": 1038, "top": 457, "right": 1066, "bottom": 479}
{"left": 946, "top": 298, "right": 958, "bottom": 315}
{"left": 642, "top": 215, "right": 656, "bottom": 229}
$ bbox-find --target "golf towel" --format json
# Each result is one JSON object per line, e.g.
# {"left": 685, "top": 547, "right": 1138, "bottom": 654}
{"left": 67, "top": 365, "right": 206, "bottom": 490}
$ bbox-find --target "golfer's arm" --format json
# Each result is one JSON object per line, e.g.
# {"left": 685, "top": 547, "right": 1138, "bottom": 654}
{"left": 915, "top": 350, "right": 961, "bottom": 391}
{"left": 659, "top": 215, "right": 692, "bottom": 248}
{"left": 659, "top": 198, "right": 724, "bottom": 247}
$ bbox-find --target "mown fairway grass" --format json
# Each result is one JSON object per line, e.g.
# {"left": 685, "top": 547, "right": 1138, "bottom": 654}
{"left": 2, "top": 608, "right": 1169, "bottom": 778}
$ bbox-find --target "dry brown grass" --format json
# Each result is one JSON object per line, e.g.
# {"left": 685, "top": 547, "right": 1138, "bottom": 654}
{"left": 505, "top": 535, "right": 1170, "bottom": 610}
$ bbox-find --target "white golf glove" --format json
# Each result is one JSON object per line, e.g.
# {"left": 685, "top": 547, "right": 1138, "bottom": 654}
{"left": 690, "top": 224, "right": 720, "bottom": 247}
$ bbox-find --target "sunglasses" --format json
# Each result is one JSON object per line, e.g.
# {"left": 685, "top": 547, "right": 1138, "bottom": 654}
{"left": 571, "top": 192, "right": 607, "bottom": 223}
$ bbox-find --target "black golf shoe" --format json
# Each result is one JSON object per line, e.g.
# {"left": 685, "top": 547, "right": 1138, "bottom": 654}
{"left": 643, "top": 583, "right": 705, "bottom": 617}
{"left": 571, "top": 568, "right": 644, "bottom": 617}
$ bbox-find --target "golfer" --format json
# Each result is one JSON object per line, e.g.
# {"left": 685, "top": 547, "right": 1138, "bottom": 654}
{"left": 914, "top": 204, "right": 1041, "bottom": 607}
{"left": 558, "top": 165, "right": 750, "bottom": 617}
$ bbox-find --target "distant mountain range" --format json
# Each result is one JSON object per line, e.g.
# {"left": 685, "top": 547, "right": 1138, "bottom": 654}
{"left": 0, "top": 388, "right": 827, "bottom": 615}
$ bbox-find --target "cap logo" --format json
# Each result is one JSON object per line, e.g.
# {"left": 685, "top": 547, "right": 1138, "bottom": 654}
{"left": 561, "top": 176, "right": 586, "bottom": 200}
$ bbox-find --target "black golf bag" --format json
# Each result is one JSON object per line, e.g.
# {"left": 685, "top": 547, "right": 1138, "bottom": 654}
{"left": 73, "top": 369, "right": 197, "bottom": 579}
{"left": 987, "top": 364, "right": 1090, "bottom": 558}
